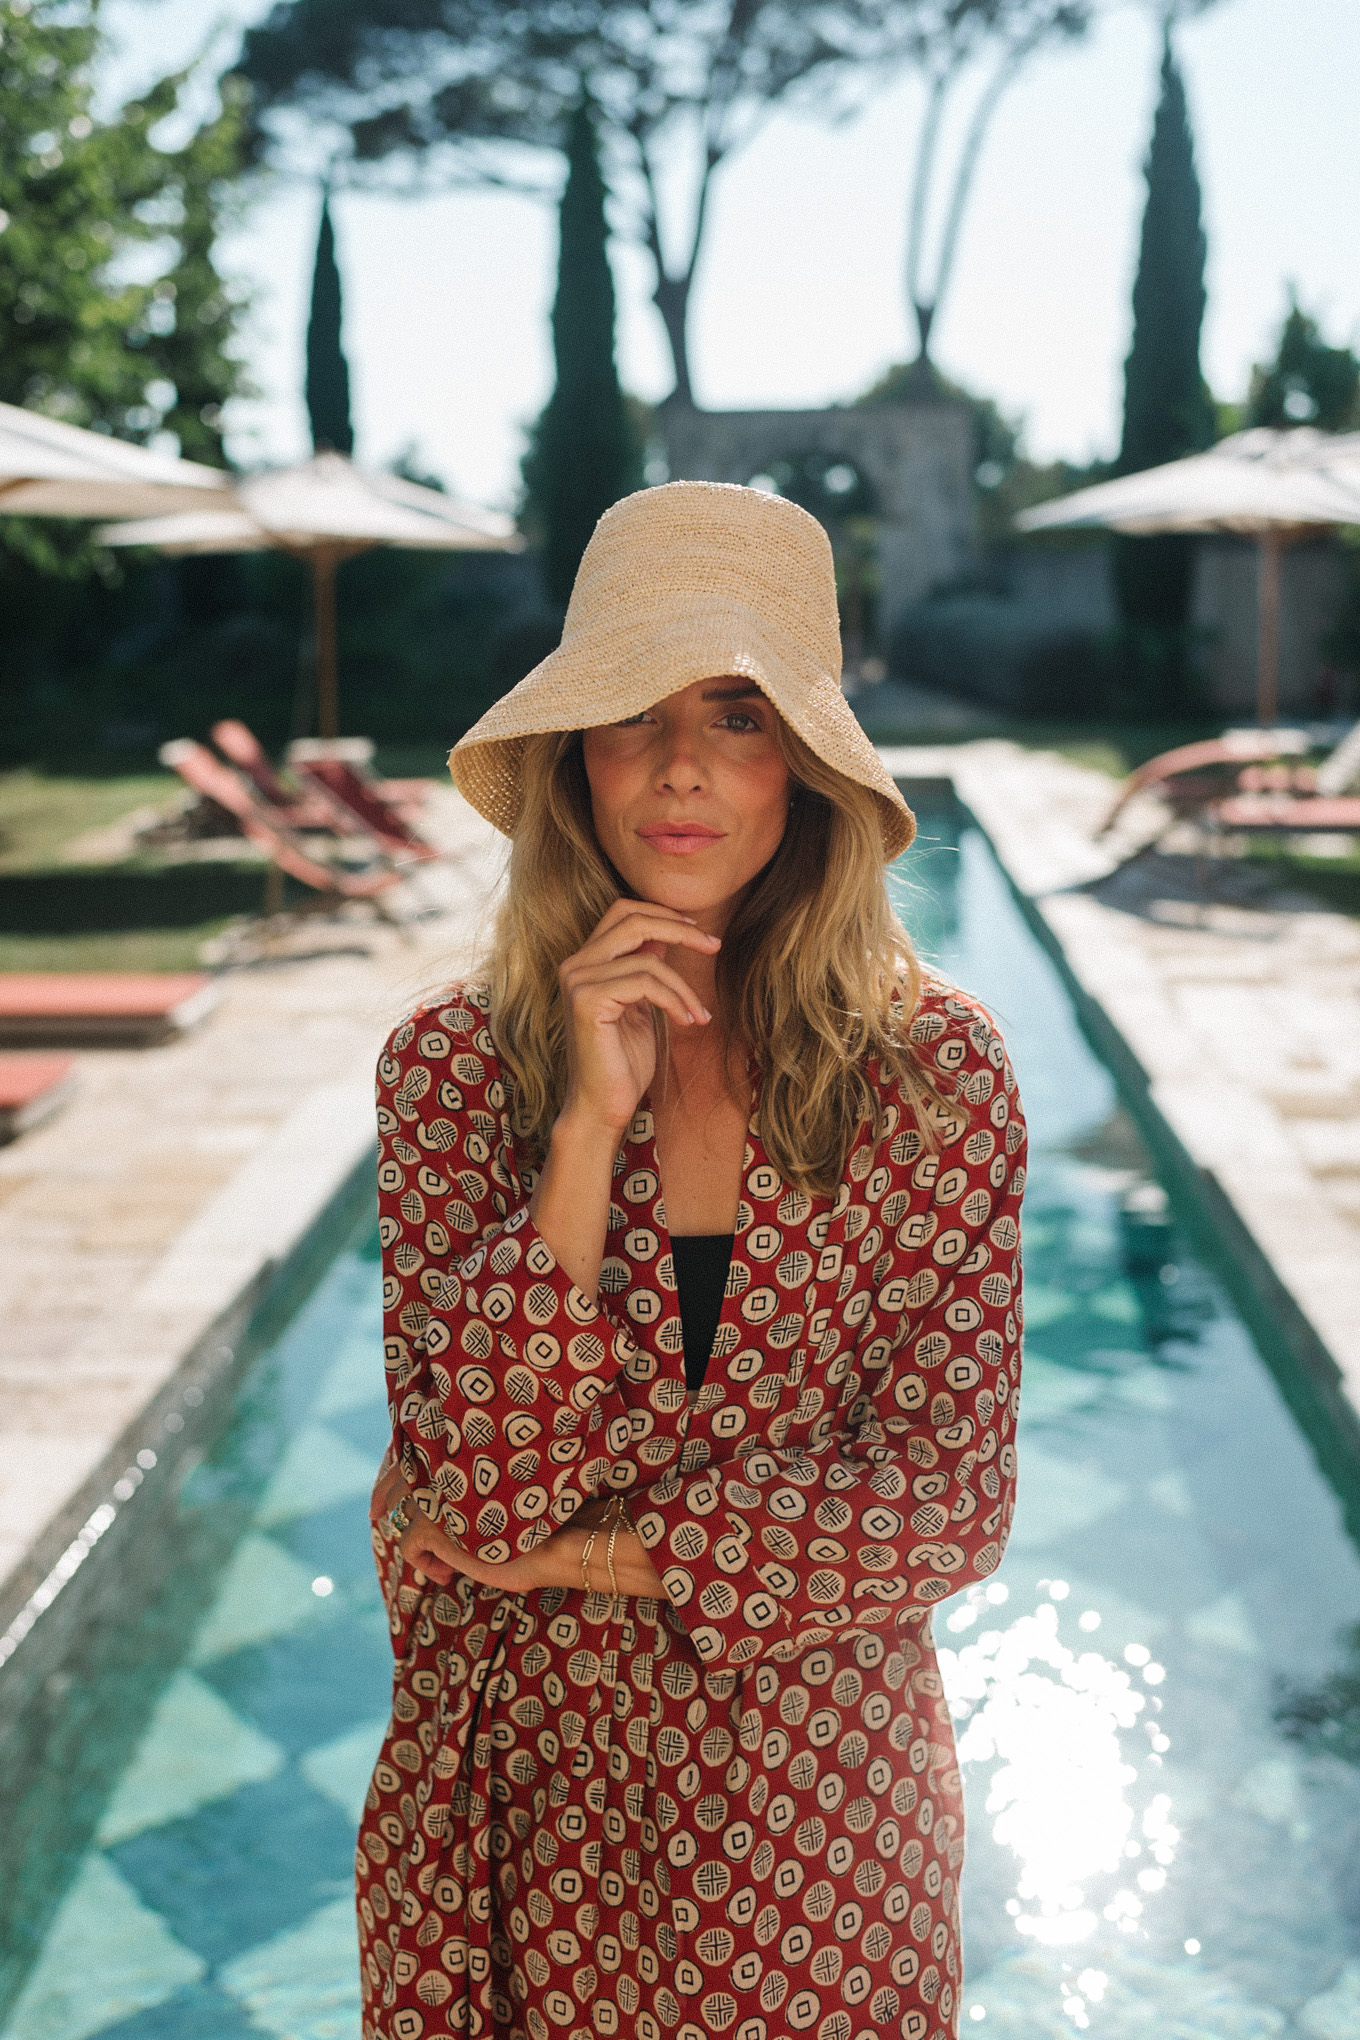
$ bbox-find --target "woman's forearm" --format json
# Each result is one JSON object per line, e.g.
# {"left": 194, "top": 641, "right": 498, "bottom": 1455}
{"left": 528, "top": 1108, "right": 623, "bottom": 1301}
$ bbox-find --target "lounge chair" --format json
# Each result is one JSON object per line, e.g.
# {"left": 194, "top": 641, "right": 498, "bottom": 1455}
{"left": 287, "top": 751, "right": 440, "bottom": 862}
{"left": 285, "top": 737, "right": 431, "bottom": 816}
{"left": 0, "top": 975, "right": 219, "bottom": 1047}
{"left": 159, "top": 740, "right": 411, "bottom": 923}
{"left": 1209, "top": 792, "right": 1360, "bottom": 834}
{"left": 210, "top": 719, "right": 355, "bottom": 835}
{"left": 1098, "top": 729, "right": 1313, "bottom": 836}
{"left": 0, "top": 1052, "right": 76, "bottom": 1138}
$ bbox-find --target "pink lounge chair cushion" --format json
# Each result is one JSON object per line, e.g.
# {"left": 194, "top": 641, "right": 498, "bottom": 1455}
{"left": 0, "top": 973, "right": 212, "bottom": 1018}
{"left": 0, "top": 1052, "right": 75, "bottom": 1107}
{"left": 1211, "top": 794, "right": 1360, "bottom": 831}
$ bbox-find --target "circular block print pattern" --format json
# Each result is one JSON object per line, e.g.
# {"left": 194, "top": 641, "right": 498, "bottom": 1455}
{"left": 359, "top": 979, "right": 1025, "bottom": 2040}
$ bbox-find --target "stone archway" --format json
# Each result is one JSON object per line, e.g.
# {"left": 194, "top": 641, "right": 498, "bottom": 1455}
{"left": 657, "top": 400, "right": 975, "bottom": 636}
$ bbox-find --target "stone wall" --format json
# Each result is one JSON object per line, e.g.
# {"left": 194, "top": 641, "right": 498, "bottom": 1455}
{"left": 1193, "top": 535, "right": 1351, "bottom": 716}
{"left": 656, "top": 400, "right": 976, "bottom": 631}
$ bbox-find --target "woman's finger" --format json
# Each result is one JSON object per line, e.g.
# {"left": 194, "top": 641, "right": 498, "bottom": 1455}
{"left": 369, "top": 1460, "right": 408, "bottom": 1525}
{"left": 572, "top": 908, "right": 720, "bottom": 969}
{"left": 565, "top": 958, "right": 711, "bottom": 1025}
{"left": 399, "top": 1513, "right": 462, "bottom": 1584}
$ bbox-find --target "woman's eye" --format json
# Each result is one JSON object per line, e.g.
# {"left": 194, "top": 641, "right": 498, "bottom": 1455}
{"left": 615, "top": 713, "right": 651, "bottom": 728}
{"left": 717, "top": 711, "right": 759, "bottom": 732}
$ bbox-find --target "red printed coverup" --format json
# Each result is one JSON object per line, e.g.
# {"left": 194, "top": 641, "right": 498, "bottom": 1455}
{"left": 359, "top": 978, "right": 1025, "bottom": 2040}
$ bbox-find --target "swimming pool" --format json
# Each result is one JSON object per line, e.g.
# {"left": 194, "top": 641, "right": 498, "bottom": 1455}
{"left": 2, "top": 802, "right": 1358, "bottom": 2040}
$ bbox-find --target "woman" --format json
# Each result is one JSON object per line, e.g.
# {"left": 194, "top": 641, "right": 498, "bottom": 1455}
{"left": 364, "top": 480, "right": 1025, "bottom": 2040}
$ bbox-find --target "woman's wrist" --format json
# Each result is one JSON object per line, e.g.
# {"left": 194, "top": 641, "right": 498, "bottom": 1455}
{"left": 550, "top": 1098, "right": 633, "bottom": 1156}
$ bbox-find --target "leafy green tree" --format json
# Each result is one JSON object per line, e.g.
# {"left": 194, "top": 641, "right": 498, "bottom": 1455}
{"left": 521, "top": 101, "right": 641, "bottom": 607}
{"left": 1113, "top": 25, "right": 1215, "bottom": 641}
{"left": 1248, "top": 294, "right": 1360, "bottom": 434}
{"left": 0, "top": 0, "right": 247, "bottom": 458}
{"left": 306, "top": 187, "right": 354, "bottom": 454}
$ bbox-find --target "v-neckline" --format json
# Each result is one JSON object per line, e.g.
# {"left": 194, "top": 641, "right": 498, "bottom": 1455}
{"left": 634, "top": 1056, "right": 763, "bottom": 1412}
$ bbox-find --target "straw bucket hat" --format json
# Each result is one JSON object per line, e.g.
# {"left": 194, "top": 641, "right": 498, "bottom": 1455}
{"left": 449, "top": 480, "right": 915, "bottom": 860}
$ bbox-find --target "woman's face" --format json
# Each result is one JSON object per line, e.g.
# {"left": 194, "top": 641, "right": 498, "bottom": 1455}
{"left": 582, "top": 677, "right": 793, "bottom": 923}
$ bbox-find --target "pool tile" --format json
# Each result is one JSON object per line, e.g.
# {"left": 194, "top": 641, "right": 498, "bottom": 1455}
{"left": 322, "top": 1396, "right": 394, "bottom": 1461}
{"left": 1010, "top": 1353, "right": 1102, "bottom": 1423}
{"left": 107, "top": 1771, "right": 357, "bottom": 1969}
{"left": 90, "top": 1982, "right": 260, "bottom": 2040}
{"left": 188, "top": 1534, "right": 324, "bottom": 1666}
{"left": 314, "top": 1325, "right": 386, "bottom": 1421}
{"left": 1184, "top": 1591, "right": 1260, "bottom": 1658}
{"left": 96, "top": 1672, "right": 285, "bottom": 1847}
{"left": 961, "top": 1944, "right": 1288, "bottom": 2038}
{"left": 1298, "top": 1961, "right": 1360, "bottom": 2039}
{"left": 0, "top": 1856, "right": 204, "bottom": 2040}
{"left": 300, "top": 1717, "right": 389, "bottom": 1827}
{"left": 1004, "top": 1444, "right": 1127, "bottom": 1551}
{"left": 255, "top": 1425, "right": 377, "bottom": 1530}
{"left": 1232, "top": 1755, "right": 1309, "bottom": 1833}
{"left": 218, "top": 1897, "right": 361, "bottom": 2040}
{"left": 200, "top": 1610, "right": 392, "bottom": 1757}
{"left": 276, "top": 1495, "right": 383, "bottom": 1595}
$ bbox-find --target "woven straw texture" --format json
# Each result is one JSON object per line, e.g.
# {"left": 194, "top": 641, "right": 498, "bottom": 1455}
{"left": 449, "top": 480, "right": 915, "bottom": 860}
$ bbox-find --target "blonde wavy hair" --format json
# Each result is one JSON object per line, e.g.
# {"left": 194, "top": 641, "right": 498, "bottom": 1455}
{"left": 482, "top": 716, "right": 939, "bottom": 1195}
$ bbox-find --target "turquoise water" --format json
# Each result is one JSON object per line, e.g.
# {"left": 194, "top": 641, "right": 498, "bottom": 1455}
{"left": 2, "top": 808, "right": 1359, "bottom": 2038}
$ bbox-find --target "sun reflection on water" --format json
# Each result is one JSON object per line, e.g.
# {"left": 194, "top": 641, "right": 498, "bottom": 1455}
{"left": 938, "top": 1586, "right": 1178, "bottom": 1954}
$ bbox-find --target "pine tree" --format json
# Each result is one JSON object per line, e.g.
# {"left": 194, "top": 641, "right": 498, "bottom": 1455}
{"left": 522, "top": 101, "right": 641, "bottom": 607}
{"left": 1113, "top": 27, "right": 1216, "bottom": 642}
{"left": 306, "top": 189, "right": 353, "bottom": 455}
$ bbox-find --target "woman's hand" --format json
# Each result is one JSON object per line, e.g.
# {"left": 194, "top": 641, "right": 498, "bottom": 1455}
{"left": 369, "top": 1446, "right": 407, "bottom": 1526}
{"left": 398, "top": 1505, "right": 667, "bottom": 1601}
{"left": 557, "top": 899, "right": 719, "bottom": 1139}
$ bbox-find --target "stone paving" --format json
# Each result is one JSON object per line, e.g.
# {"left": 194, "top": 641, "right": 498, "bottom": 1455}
{"left": 2, "top": 742, "right": 1358, "bottom": 1653}
{"left": 885, "top": 740, "right": 1360, "bottom": 1437}
{"left": 0, "top": 787, "right": 501, "bottom": 1631}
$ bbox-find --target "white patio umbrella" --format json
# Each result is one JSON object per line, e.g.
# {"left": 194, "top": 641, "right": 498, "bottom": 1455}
{"left": 1015, "top": 428, "right": 1360, "bottom": 725}
{"left": 0, "top": 400, "right": 228, "bottom": 517}
{"left": 100, "top": 452, "right": 520, "bottom": 736}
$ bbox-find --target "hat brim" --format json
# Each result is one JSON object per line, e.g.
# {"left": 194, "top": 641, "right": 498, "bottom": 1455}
{"left": 450, "top": 597, "right": 915, "bottom": 862}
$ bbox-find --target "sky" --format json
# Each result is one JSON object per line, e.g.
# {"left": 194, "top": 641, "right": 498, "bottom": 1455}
{"left": 101, "top": 0, "right": 1360, "bottom": 511}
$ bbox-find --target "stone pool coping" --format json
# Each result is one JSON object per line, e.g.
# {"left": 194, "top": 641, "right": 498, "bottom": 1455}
{"left": 884, "top": 741, "right": 1360, "bottom": 1457}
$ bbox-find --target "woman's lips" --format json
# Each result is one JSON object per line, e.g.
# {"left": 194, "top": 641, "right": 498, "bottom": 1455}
{"left": 636, "top": 824, "right": 726, "bottom": 855}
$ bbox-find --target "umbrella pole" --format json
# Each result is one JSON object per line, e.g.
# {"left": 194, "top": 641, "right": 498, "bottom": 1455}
{"left": 1256, "top": 531, "right": 1283, "bottom": 728}
{"left": 313, "top": 547, "right": 340, "bottom": 738}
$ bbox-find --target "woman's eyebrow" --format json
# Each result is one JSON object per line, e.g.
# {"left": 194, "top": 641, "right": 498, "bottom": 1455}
{"left": 701, "top": 682, "right": 764, "bottom": 703}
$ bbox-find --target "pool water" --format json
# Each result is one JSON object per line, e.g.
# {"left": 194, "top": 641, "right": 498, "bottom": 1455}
{"left": 3, "top": 807, "right": 1360, "bottom": 2039}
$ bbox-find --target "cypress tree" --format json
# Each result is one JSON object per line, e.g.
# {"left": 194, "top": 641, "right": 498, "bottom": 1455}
{"left": 306, "top": 188, "right": 354, "bottom": 455}
{"left": 522, "top": 101, "right": 642, "bottom": 607}
{"left": 1113, "top": 28, "right": 1215, "bottom": 644}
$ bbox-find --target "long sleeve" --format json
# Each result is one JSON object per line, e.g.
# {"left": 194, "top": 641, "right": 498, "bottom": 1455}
{"left": 377, "top": 991, "right": 669, "bottom": 1556}
{"left": 631, "top": 996, "right": 1026, "bottom": 1667}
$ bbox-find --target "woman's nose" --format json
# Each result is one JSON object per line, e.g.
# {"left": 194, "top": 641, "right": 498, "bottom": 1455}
{"left": 658, "top": 734, "right": 704, "bottom": 791}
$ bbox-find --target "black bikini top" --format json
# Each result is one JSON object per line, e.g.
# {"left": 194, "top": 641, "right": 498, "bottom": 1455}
{"left": 670, "top": 1233, "right": 735, "bottom": 1391}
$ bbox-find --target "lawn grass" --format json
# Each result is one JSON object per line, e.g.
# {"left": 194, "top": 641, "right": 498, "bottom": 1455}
{"left": 0, "top": 928, "right": 239, "bottom": 972}
{"left": 0, "top": 768, "right": 181, "bottom": 873}
{"left": 1244, "top": 839, "right": 1360, "bottom": 917}
{"left": 0, "top": 767, "right": 274, "bottom": 970}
